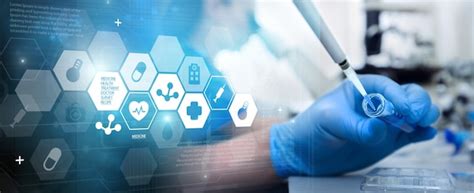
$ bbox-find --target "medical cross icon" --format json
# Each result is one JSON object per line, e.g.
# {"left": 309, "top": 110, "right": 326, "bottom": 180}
{"left": 187, "top": 101, "right": 202, "bottom": 120}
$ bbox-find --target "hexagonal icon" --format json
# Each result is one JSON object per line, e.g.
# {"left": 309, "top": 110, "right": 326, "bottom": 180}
{"left": 30, "top": 138, "right": 75, "bottom": 181}
{"left": 150, "top": 36, "right": 184, "bottom": 72}
{"left": 150, "top": 74, "right": 185, "bottom": 110}
{"left": 150, "top": 112, "right": 185, "bottom": 148}
{"left": 229, "top": 94, "right": 258, "bottom": 127}
{"left": 120, "top": 92, "right": 157, "bottom": 130}
{"left": 204, "top": 76, "right": 235, "bottom": 110}
{"left": 88, "top": 72, "right": 128, "bottom": 111}
{"left": 177, "top": 56, "right": 211, "bottom": 92}
{"left": 53, "top": 92, "right": 96, "bottom": 133}
{"left": 53, "top": 50, "right": 96, "bottom": 91}
{"left": 0, "top": 38, "right": 45, "bottom": 80}
{"left": 15, "top": 70, "right": 62, "bottom": 112}
{"left": 120, "top": 148, "right": 157, "bottom": 186}
{"left": 0, "top": 95, "right": 42, "bottom": 137}
{"left": 88, "top": 31, "right": 128, "bottom": 72}
{"left": 178, "top": 93, "right": 210, "bottom": 129}
{"left": 95, "top": 111, "right": 126, "bottom": 136}
{"left": 120, "top": 53, "right": 157, "bottom": 91}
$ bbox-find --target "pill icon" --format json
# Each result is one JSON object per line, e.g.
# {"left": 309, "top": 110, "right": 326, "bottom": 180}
{"left": 43, "top": 147, "right": 62, "bottom": 172}
{"left": 132, "top": 62, "right": 147, "bottom": 82}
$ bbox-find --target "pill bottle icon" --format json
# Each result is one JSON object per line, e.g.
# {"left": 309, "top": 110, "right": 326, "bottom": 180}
{"left": 132, "top": 62, "right": 147, "bottom": 82}
{"left": 43, "top": 147, "right": 62, "bottom": 172}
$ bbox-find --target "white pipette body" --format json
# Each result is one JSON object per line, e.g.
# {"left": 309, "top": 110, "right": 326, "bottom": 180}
{"left": 293, "top": 0, "right": 371, "bottom": 100}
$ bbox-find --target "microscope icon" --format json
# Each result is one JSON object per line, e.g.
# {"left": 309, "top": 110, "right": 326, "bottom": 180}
{"left": 157, "top": 82, "right": 179, "bottom": 102}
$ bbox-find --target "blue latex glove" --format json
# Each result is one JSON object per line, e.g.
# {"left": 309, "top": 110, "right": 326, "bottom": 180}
{"left": 270, "top": 75, "right": 440, "bottom": 177}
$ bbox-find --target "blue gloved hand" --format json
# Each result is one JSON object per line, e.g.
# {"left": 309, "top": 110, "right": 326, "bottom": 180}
{"left": 270, "top": 75, "right": 440, "bottom": 177}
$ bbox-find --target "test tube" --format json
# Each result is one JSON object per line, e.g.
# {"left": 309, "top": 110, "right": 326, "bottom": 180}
{"left": 362, "top": 93, "right": 415, "bottom": 133}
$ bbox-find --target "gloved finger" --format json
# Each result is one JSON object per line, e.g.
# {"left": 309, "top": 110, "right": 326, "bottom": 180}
{"left": 321, "top": 107, "right": 388, "bottom": 145}
{"left": 401, "top": 84, "right": 432, "bottom": 124}
{"left": 418, "top": 105, "right": 440, "bottom": 127}
{"left": 359, "top": 75, "right": 410, "bottom": 114}
{"left": 407, "top": 126, "right": 437, "bottom": 143}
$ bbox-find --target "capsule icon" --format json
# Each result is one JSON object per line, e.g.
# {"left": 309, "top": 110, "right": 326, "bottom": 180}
{"left": 43, "top": 147, "right": 62, "bottom": 172}
{"left": 132, "top": 62, "right": 147, "bottom": 82}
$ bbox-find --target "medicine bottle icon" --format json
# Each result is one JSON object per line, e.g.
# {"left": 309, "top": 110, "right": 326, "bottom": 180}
{"left": 43, "top": 147, "right": 62, "bottom": 172}
{"left": 188, "top": 63, "right": 200, "bottom": 85}
{"left": 132, "top": 62, "right": 147, "bottom": 82}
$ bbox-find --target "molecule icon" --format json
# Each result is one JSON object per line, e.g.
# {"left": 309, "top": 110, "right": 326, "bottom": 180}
{"left": 157, "top": 82, "right": 179, "bottom": 101}
{"left": 96, "top": 114, "right": 122, "bottom": 135}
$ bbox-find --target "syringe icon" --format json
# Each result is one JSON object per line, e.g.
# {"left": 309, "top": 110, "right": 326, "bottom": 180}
{"left": 213, "top": 84, "right": 226, "bottom": 103}
{"left": 10, "top": 109, "right": 26, "bottom": 128}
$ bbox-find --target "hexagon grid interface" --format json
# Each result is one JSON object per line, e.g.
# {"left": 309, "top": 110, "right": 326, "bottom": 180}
{"left": 120, "top": 92, "right": 157, "bottom": 130}
{"left": 53, "top": 50, "right": 96, "bottom": 91}
{"left": 178, "top": 56, "right": 211, "bottom": 92}
{"left": 150, "top": 74, "right": 185, "bottom": 110}
{"left": 53, "top": 92, "right": 96, "bottom": 133}
{"left": 229, "top": 94, "right": 258, "bottom": 127}
{"left": 120, "top": 53, "right": 157, "bottom": 91}
{"left": 0, "top": 38, "right": 45, "bottom": 80}
{"left": 204, "top": 76, "right": 235, "bottom": 110}
{"left": 150, "top": 36, "right": 184, "bottom": 72}
{"left": 120, "top": 148, "right": 157, "bottom": 186}
{"left": 150, "top": 112, "right": 185, "bottom": 148}
{"left": 0, "top": 95, "right": 42, "bottom": 137}
{"left": 88, "top": 31, "right": 128, "bottom": 72}
{"left": 88, "top": 72, "right": 128, "bottom": 111}
{"left": 178, "top": 93, "right": 210, "bottom": 129}
{"left": 30, "top": 139, "right": 75, "bottom": 181}
{"left": 15, "top": 70, "right": 62, "bottom": 112}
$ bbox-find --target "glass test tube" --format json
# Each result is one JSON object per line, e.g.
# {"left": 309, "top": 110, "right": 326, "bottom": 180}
{"left": 362, "top": 93, "right": 415, "bottom": 133}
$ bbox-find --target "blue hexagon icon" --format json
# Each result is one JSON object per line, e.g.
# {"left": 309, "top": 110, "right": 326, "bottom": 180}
{"left": 204, "top": 76, "right": 235, "bottom": 110}
{"left": 150, "top": 36, "right": 184, "bottom": 72}
{"left": 120, "top": 92, "right": 157, "bottom": 130}
{"left": 15, "top": 70, "right": 62, "bottom": 112}
{"left": 177, "top": 56, "right": 211, "bottom": 92}
{"left": 88, "top": 31, "right": 128, "bottom": 72}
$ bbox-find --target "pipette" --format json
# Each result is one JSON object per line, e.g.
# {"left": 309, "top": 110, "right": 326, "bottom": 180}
{"left": 293, "top": 0, "right": 376, "bottom": 110}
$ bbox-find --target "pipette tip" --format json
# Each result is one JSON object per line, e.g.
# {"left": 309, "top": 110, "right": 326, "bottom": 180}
{"left": 364, "top": 95, "right": 377, "bottom": 111}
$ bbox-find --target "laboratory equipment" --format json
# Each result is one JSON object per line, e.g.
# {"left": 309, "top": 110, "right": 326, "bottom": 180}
{"left": 238, "top": 101, "right": 249, "bottom": 120}
{"left": 66, "top": 59, "right": 83, "bottom": 82}
{"left": 43, "top": 147, "right": 62, "bottom": 172}
{"left": 361, "top": 167, "right": 455, "bottom": 193}
{"left": 213, "top": 84, "right": 226, "bottom": 103}
{"left": 10, "top": 109, "right": 26, "bottom": 128}
{"left": 189, "top": 63, "right": 200, "bottom": 85}
{"left": 131, "top": 62, "right": 147, "bottom": 82}
{"left": 293, "top": 0, "right": 376, "bottom": 110}
{"left": 362, "top": 93, "right": 415, "bottom": 133}
{"left": 157, "top": 82, "right": 179, "bottom": 101}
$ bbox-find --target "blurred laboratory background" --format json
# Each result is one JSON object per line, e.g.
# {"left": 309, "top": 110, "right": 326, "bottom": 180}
{"left": 212, "top": 0, "right": 474, "bottom": 170}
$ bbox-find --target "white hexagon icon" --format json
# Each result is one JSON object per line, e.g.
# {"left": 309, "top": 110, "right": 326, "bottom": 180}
{"left": 88, "top": 31, "right": 128, "bottom": 72}
{"left": 120, "top": 53, "right": 157, "bottom": 91}
{"left": 177, "top": 56, "right": 211, "bottom": 92}
{"left": 150, "top": 36, "right": 184, "bottom": 72}
{"left": 15, "top": 70, "right": 61, "bottom": 112}
{"left": 150, "top": 74, "right": 184, "bottom": 110}
{"left": 229, "top": 94, "right": 258, "bottom": 127}
{"left": 88, "top": 72, "right": 128, "bottom": 111}
{"left": 178, "top": 93, "right": 210, "bottom": 129}
{"left": 53, "top": 50, "right": 96, "bottom": 91}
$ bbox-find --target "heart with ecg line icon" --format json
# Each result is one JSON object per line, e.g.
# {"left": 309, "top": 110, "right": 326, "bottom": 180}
{"left": 128, "top": 101, "right": 149, "bottom": 121}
